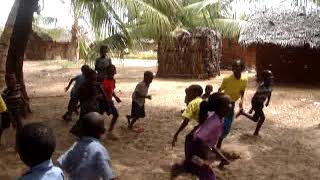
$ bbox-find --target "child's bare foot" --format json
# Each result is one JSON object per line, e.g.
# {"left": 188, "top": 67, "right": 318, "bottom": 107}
{"left": 235, "top": 109, "right": 244, "bottom": 118}
{"left": 253, "top": 132, "right": 259, "bottom": 136}
{"left": 170, "top": 163, "right": 185, "bottom": 180}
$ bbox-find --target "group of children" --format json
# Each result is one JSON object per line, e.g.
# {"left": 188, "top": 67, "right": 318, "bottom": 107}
{"left": 171, "top": 60, "right": 273, "bottom": 180}
{"left": 0, "top": 44, "right": 274, "bottom": 180}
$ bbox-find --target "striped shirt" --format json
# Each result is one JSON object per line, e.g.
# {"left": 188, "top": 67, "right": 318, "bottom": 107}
{"left": 2, "top": 84, "right": 23, "bottom": 114}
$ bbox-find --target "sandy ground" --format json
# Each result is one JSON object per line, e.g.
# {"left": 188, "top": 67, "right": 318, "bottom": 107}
{"left": 0, "top": 60, "right": 320, "bottom": 180}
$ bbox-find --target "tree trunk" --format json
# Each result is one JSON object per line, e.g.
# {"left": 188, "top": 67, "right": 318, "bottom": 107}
{"left": 0, "top": 0, "right": 21, "bottom": 90}
{"left": 6, "top": 0, "right": 39, "bottom": 115}
{"left": 69, "top": 17, "right": 80, "bottom": 61}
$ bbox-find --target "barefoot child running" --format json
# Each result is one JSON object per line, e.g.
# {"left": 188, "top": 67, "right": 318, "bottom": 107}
{"left": 127, "top": 71, "right": 154, "bottom": 132}
{"left": 217, "top": 59, "right": 247, "bottom": 148}
{"left": 63, "top": 65, "right": 90, "bottom": 122}
{"left": 171, "top": 93, "right": 231, "bottom": 180}
{"left": 101, "top": 65, "right": 121, "bottom": 139}
{"left": 236, "top": 70, "right": 273, "bottom": 136}
{"left": 172, "top": 85, "right": 203, "bottom": 147}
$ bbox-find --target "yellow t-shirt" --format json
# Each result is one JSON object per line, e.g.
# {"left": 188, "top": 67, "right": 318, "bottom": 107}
{"left": 0, "top": 96, "right": 7, "bottom": 113}
{"left": 220, "top": 74, "right": 248, "bottom": 102}
{"left": 182, "top": 97, "right": 203, "bottom": 122}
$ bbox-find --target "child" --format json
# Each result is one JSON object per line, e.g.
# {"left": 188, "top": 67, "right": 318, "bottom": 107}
{"left": 236, "top": 70, "right": 273, "bottom": 136}
{"left": 63, "top": 65, "right": 90, "bottom": 122}
{"left": 101, "top": 65, "right": 121, "bottom": 139}
{"left": 202, "top": 85, "right": 213, "bottom": 100}
{"left": 95, "top": 45, "right": 112, "bottom": 82}
{"left": 217, "top": 59, "right": 247, "bottom": 149}
{"left": 172, "top": 85, "right": 203, "bottom": 147}
{"left": 70, "top": 69, "right": 102, "bottom": 137}
{"left": 126, "top": 71, "right": 154, "bottom": 132}
{"left": 58, "top": 112, "right": 115, "bottom": 180}
{"left": 0, "top": 95, "right": 8, "bottom": 144}
{"left": 2, "top": 74, "right": 25, "bottom": 148}
{"left": 171, "top": 93, "right": 231, "bottom": 180}
{"left": 17, "top": 123, "right": 64, "bottom": 180}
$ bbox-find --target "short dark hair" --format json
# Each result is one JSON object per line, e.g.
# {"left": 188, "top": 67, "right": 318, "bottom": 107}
{"left": 80, "top": 112, "right": 105, "bottom": 138}
{"left": 17, "top": 123, "right": 56, "bottom": 167}
{"left": 232, "top": 59, "right": 246, "bottom": 72}
{"left": 187, "top": 84, "right": 203, "bottom": 97}
{"left": 106, "top": 64, "right": 116, "bottom": 75}
{"left": 144, "top": 71, "right": 154, "bottom": 79}
{"left": 100, "top": 45, "right": 109, "bottom": 54}
{"left": 81, "top": 65, "right": 90, "bottom": 74}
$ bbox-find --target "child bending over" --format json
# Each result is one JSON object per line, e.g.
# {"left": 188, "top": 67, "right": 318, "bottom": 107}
{"left": 58, "top": 112, "right": 115, "bottom": 180}
{"left": 101, "top": 65, "right": 121, "bottom": 139}
{"left": 172, "top": 85, "right": 203, "bottom": 147}
{"left": 171, "top": 93, "right": 231, "bottom": 180}
{"left": 17, "top": 123, "right": 64, "bottom": 180}
{"left": 126, "top": 71, "right": 154, "bottom": 132}
{"left": 63, "top": 65, "right": 90, "bottom": 122}
{"left": 236, "top": 70, "right": 273, "bottom": 136}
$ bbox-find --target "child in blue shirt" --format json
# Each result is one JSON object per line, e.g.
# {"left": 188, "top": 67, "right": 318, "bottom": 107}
{"left": 17, "top": 123, "right": 64, "bottom": 180}
{"left": 58, "top": 112, "right": 115, "bottom": 180}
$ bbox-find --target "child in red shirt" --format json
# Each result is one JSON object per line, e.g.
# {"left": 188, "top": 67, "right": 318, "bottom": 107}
{"left": 101, "top": 65, "right": 121, "bottom": 140}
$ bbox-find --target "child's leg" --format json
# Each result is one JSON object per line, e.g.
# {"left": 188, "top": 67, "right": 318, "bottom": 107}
{"left": 239, "top": 111, "right": 259, "bottom": 122}
{"left": 253, "top": 111, "right": 265, "bottom": 136}
{"left": 129, "top": 118, "right": 138, "bottom": 129}
{"left": 108, "top": 103, "right": 119, "bottom": 133}
{"left": 216, "top": 137, "right": 223, "bottom": 149}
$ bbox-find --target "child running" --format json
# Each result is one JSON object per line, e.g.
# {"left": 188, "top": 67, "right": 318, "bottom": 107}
{"left": 171, "top": 93, "right": 231, "bottom": 180}
{"left": 63, "top": 65, "right": 90, "bottom": 122}
{"left": 58, "top": 112, "right": 115, "bottom": 180}
{"left": 17, "top": 123, "right": 64, "bottom": 180}
{"left": 101, "top": 65, "right": 121, "bottom": 139}
{"left": 236, "top": 70, "right": 273, "bottom": 136}
{"left": 202, "top": 85, "right": 213, "bottom": 100}
{"left": 217, "top": 60, "right": 247, "bottom": 149}
{"left": 172, "top": 85, "right": 203, "bottom": 147}
{"left": 126, "top": 71, "right": 154, "bottom": 132}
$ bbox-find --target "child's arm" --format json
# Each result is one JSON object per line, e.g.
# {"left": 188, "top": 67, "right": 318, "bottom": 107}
{"left": 65, "top": 77, "right": 76, "bottom": 92}
{"left": 172, "top": 118, "right": 190, "bottom": 147}
{"left": 135, "top": 91, "right": 151, "bottom": 100}
{"left": 112, "top": 93, "right": 121, "bottom": 103}
{"left": 211, "top": 146, "right": 230, "bottom": 164}
{"left": 239, "top": 90, "right": 245, "bottom": 109}
{"left": 265, "top": 92, "right": 272, "bottom": 107}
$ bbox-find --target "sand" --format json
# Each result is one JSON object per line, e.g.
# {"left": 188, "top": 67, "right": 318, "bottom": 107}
{"left": 0, "top": 60, "right": 319, "bottom": 180}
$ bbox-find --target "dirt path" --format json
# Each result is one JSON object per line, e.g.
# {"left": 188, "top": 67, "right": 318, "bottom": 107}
{"left": 0, "top": 60, "right": 320, "bottom": 180}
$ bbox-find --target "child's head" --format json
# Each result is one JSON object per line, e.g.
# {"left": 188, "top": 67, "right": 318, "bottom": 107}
{"left": 186, "top": 84, "right": 203, "bottom": 102}
{"left": 232, "top": 59, "right": 245, "bottom": 79}
{"left": 208, "top": 93, "right": 231, "bottom": 118}
{"left": 204, "top": 85, "right": 213, "bottom": 95}
{"left": 86, "top": 69, "right": 97, "bottom": 83}
{"left": 80, "top": 112, "right": 106, "bottom": 139}
{"left": 100, "top": 45, "right": 109, "bottom": 57}
{"left": 81, "top": 65, "right": 90, "bottom": 76}
{"left": 262, "top": 69, "right": 273, "bottom": 86}
{"left": 5, "top": 73, "right": 17, "bottom": 90}
{"left": 17, "top": 123, "right": 56, "bottom": 167}
{"left": 106, "top": 65, "right": 116, "bottom": 78}
{"left": 143, "top": 71, "right": 154, "bottom": 85}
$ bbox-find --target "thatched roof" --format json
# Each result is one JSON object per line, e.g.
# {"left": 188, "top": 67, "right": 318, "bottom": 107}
{"left": 239, "top": 10, "right": 320, "bottom": 48}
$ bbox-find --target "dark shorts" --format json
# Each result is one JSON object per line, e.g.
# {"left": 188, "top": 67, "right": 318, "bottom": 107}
{"left": 251, "top": 100, "right": 265, "bottom": 120}
{"left": 99, "top": 100, "right": 119, "bottom": 117}
{"left": 0, "top": 111, "right": 22, "bottom": 130}
{"left": 131, "top": 101, "right": 145, "bottom": 119}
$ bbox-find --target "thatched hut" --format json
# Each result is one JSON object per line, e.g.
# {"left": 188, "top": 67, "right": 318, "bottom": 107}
{"left": 239, "top": 10, "right": 320, "bottom": 82}
{"left": 157, "top": 27, "right": 222, "bottom": 79}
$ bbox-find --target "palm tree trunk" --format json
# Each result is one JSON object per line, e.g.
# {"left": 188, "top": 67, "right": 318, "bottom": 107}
{"left": 6, "top": 0, "right": 39, "bottom": 115}
{"left": 0, "top": 0, "right": 21, "bottom": 90}
{"left": 70, "top": 17, "right": 80, "bottom": 61}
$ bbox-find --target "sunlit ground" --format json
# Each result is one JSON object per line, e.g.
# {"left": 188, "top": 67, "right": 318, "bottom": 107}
{"left": 0, "top": 59, "right": 319, "bottom": 180}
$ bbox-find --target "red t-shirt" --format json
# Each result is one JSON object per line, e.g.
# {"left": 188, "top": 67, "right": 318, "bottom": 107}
{"left": 102, "top": 79, "right": 115, "bottom": 101}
